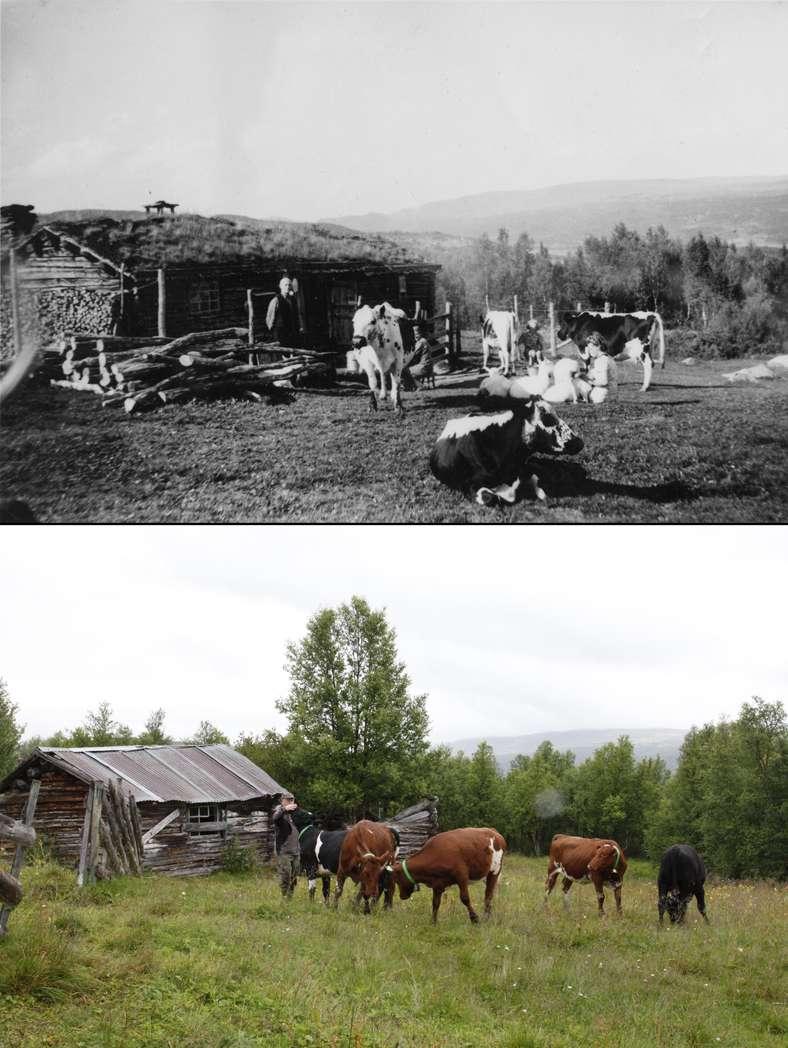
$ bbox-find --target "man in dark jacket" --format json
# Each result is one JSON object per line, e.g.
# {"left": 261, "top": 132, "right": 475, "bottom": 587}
{"left": 266, "top": 276, "right": 303, "bottom": 346}
{"left": 272, "top": 792, "right": 311, "bottom": 898}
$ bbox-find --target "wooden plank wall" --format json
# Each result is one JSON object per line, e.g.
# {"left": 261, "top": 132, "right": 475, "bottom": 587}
{"left": 0, "top": 768, "right": 89, "bottom": 868}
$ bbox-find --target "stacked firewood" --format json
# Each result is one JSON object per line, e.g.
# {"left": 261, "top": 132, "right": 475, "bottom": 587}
{"left": 95, "top": 779, "right": 144, "bottom": 880}
{"left": 387, "top": 797, "right": 439, "bottom": 857}
{"left": 43, "top": 327, "right": 336, "bottom": 413}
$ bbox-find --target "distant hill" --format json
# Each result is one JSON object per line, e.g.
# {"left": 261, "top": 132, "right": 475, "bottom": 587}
{"left": 330, "top": 176, "right": 788, "bottom": 254}
{"left": 448, "top": 728, "right": 688, "bottom": 771}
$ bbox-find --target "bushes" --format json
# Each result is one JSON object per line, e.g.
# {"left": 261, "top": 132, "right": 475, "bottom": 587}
{"left": 222, "top": 839, "right": 257, "bottom": 874}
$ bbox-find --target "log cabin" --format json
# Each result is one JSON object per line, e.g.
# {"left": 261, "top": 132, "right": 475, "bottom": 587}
{"left": 0, "top": 744, "right": 288, "bottom": 881}
{"left": 1, "top": 214, "right": 440, "bottom": 356}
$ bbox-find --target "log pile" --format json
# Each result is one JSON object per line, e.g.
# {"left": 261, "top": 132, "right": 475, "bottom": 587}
{"left": 43, "top": 328, "right": 337, "bottom": 412}
{"left": 94, "top": 779, "right": 144, "bottom": 880}
{"left": 387, "top": 797, "right": 439, "bottom": 858}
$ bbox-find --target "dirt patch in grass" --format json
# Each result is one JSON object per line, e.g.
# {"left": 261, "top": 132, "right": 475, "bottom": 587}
{"left": 2, "top": 339, "right": 786, "bottom": 522}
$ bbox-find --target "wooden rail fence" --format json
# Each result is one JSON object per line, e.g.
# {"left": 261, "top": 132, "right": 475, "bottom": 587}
{"left": 0, "top": 769, "right": 41, "bottom": 935}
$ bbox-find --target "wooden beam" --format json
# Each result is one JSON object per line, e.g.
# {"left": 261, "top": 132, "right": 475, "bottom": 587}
{"left": 157, "top": 268, "right": 167, "bottom": 337}
{"left": 77, "top": 784, "right": 96, "bottom": 887}
{"left": 0, "top": 813, "right": 36, "bottom": 848}
{"left": 0, "top": 778, "right": 41, "bottom": 935}
{"left": 141, "top": 807, "right": 181, "bottom": 845}
{"left": 86, "top": 782, "right": 105, "bottom": 884}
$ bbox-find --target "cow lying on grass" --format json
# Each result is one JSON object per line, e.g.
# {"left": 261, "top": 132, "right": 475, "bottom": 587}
{"left": 391, "top": 827, "right": 507, "bottom": 924}
{"left": 333, "top": 819, "right": 399, "bottom": 913}
{"left": 658, "top": 844, "right": 709, "bottom": 925}
{"left": 545, "top": 833, "right": 627, "bottom": 915}
{"left": 430, "top": 397, "right": 583, "bottom": 506}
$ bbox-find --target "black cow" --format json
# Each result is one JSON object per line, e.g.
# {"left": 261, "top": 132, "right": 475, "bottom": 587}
{"left": 658, "top": 844, "right": 709, "bottom": 924}
{"left": 556, "top": 310, "right": 665, "bottom": 391}
{"left": 430, "top": 397, "right": 583, "bottom": 507}
{"left": 297, "top": 824, "right": 347, "bottom": 903}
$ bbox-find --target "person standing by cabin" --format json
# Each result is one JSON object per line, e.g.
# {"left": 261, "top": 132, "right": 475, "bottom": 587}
{"left": 272, "top": 791, "right": 312, "bottom": 898}
{"left": 266, "top": 276, "right": 303, "bottom": 347}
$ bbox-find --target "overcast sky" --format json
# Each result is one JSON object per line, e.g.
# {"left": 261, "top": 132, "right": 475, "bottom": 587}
{"left": 2, "top": 1, "right": 786, "bottom": 220}
{"left": 1, "top": 525, "right": 784, "bottom": 746}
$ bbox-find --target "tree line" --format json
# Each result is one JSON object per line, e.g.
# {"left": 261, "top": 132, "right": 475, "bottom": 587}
{"left": 433, "top": 223, "right": 788, "bottom": 358}
{"left": 2, "top": 597, "right": 785, "bottom": 879}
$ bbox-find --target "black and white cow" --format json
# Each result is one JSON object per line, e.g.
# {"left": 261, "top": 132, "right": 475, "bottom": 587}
{"left": 299, "top": 826, "right": 347, "bottom": 904}
{"left": 657, "top": 844, "right": 709, "bottom": 925}
{"left": 429, "top": 398, "right": 583, "bottom": 506}
{"left": 351, "top": 302, "right": 407, "bottom": 413}
{"left": 481, "top": 310, "right": 519, "bottom": 375}
{"left": 556, "top": 311, "right": 665, "bottom": 392}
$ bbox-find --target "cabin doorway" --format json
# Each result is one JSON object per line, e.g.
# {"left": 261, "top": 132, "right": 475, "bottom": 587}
{"left": 328, "top": 284, "right": 358, "bottom": 349}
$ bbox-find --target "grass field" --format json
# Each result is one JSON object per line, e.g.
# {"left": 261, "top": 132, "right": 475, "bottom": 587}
{"left": 1, "top": 337, "right": 786, "bottom": 522}
{"left": 0, "top": 854, "right": 785, "bottom": 1048}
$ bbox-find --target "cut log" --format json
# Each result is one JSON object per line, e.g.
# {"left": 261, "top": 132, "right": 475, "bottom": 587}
{"left": 0, "top": 813, "right": 36, "bottom": 847}
{"left": 152, "top": 327, "right": 248, "bottom": 356}
{"left": 0, "top": 871, "right": 23, "bottom": 908}
{"left": 110, "top": 780, "right": 141, "bottom": 875}
{"left": 99, "top": 818, "right": 125, "bottom": 876}
{"left": 100, "top": 789, "right": 131, "bottom": 874}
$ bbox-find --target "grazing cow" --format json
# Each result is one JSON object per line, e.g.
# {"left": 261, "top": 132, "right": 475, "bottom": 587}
{"left": 298, "top": 824, "right": 347, "bottom": 904}
{"left": 334, "top": 819, "right": 399, "bottom": 913}
{"left": 391, "top": 827, "right": 507, "bottom": 924}
{"left": 556, "top": 310, "right": 665, "bottom": 391}
{"left": 658, "top": 844, "right": 709, "bottom": 925}
{"left": 430, "top": 398, "right": 583, "bottom": 506}
{"left": 545, "top": 833, "right": 627, "bottom": 915}
{"left": 351, "top": 302, "right": 407, "bottom": 414}
{"left": 481, "top": 310, "right": 519, "bottom": 375}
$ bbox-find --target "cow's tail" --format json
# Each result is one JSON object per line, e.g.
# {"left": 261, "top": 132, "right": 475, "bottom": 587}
{"left": 652, "top": 312, "right": 665, "bottom": 370}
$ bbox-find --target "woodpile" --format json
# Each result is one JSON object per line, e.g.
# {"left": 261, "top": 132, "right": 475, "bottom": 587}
{"left": 387, "top": 797, "right": 439, "bottom": 858}
{"left": 93, "top": 779, "right": 144, "bottom": 880}
{"left": 41, "top": 327, "right": 337, "bottom": 412}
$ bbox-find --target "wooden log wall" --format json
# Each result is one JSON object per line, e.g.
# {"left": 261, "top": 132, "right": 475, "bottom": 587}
{"left": 0, "top": 767, "right": 89, "bottom": 868}
{"left": 387, "top": 798, "right": 439, "bottom": 858}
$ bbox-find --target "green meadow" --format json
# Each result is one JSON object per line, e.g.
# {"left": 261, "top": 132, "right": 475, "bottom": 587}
{"left": 1, "top": 855, "right": 785, "bottom": 1048}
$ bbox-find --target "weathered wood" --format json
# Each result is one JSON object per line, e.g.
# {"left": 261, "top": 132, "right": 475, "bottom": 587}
{"left": 0, "top": 777, "right": 40, "bottom": 935}
{"left": 153, "top": 327, "right": 248, "bottom": 356}
{"left": 111, "top": 780, "right": 141, "bottom": 875}
{"left": 0, "top": 813, "right": 36, "bottom": 847}
{"left": 0, "top": 870, "right": 23, "bottom": 908}
{"left": 86, "top": 783, "right": 105, "bottom": 883}
{"left": 140, "top": 808, "right": 181, "bottom": 845}
{"left": 76, "top": 784, "right": 95, "bottom": 887}
{"left": 128, "top": 794, "right": 144, "bottom": 859}
{"left": 100, "top": 786, "right": 131, "bottom": 874}
{"left": 99, "top": 818, "right": 124, "bottom": 875}
{"left": 158, "top": 268, "right": 167, "bottom": 337}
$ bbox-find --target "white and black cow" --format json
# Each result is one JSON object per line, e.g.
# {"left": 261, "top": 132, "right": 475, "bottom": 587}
{"left": 556, "top": 311, "right": 665, "bottom": 392}
{"left": 351, "top": 302, "right": 407, "bottom": 413}
{"left": 299, "top": 826, "right": 347, "bottom": 904}
{"left": 657, "top": 844, "right": 709, "bottom": 925}
{"left": 429, "top": 398, "right": 583, "bottom": 506}
{"left": 481, "top": 310, "right": 519, "bottom": 376}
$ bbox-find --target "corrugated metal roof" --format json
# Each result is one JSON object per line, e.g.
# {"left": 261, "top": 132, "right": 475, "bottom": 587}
{"left": 30, "top": 744, "right": 286, "bottom": 804}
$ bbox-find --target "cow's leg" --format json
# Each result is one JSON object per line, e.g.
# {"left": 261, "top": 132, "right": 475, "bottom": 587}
{"left": 640, "top": 350, "right": 653, "bottom": 393}
{"left": 482, "top": 340, "right": 489, "bottom": 372}
{"left": 332, "top": 871, "right": 346, "bottom": 908}
{"left": 696, "top": 885, "right": 709, "bottom": 922}
{"left": 544, "top": 862, "right": 561, "bottom": 903}
{"left": 529, "top": 474, "right": 546, "bottom": 502}
{"left": 384, "top": 879, "right": 394, "bottom": 910}
{"left": 591, "top": 873, "right": 606, "bottom": 915}
{"left": 458, "top": 880, "right": 480, "bottom": 923}
{"left": 561, "top": 876, "right": 573, "bottom": 909}
{"left": 613, "top": 883, "right": 623, "bottom": 915}
{"left": 321, "top": 876, "right": 331, "bottom": 905}
{"left": 308, "top": 877, "right": 317, "bottom": 902}
{"left": 393, "top": 374, "right": 404, "bottom": 416}
{"left": 658, "top": 893, "right": 667, "bottom": 924}
{"left": 431, "top": 886, "right": 444, "bottom": 924}
{"left": 484, "top": 870, "right": 500, "bottom": 916}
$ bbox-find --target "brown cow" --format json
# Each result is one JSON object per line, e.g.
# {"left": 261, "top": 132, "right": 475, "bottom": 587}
{"left": 545, "top": 833, "right": 627, "bottom": 915}
{"left": 333, "top": 819, "right": 398, "bottom": 913}
{"left": 391, "top": 827, "right": 507, "bottom": 924}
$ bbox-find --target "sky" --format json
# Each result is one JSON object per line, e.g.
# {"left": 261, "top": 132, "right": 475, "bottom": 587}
{"left": 1, "top": 525, "right": 784, "bottom": 746}
{"left": 2, "top": 1, "right": 787, "bottom": 220}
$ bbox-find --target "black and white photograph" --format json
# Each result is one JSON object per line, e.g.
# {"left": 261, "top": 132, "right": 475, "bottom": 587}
{"left": 1, "top": 0, "right": 786, "bottom": 522}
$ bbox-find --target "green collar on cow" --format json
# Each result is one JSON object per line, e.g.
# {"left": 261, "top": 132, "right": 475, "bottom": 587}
{"left": 297, "top": 824, "right": 314, "bottom": 840}
{"left": 401, "top": 858, "right": 417, "bottom": 886}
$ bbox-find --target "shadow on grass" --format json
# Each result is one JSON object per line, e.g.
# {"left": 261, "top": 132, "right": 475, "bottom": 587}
{"left": 529, "top": 459, "right": 700, "bottom": 504}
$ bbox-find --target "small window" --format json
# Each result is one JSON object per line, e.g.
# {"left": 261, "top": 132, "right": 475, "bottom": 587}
{"left": 189, "top": 280, "right": 220, "bottom": 317}
{"left": 187, "top": 802, "right": 227, "bottom": 836}
{"left": 398, "top": 276, "right": 407, "bottom": 297}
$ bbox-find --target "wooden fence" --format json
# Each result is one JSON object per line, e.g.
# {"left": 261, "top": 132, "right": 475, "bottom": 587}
{"left": 0, "top": 769, "right": 41, "bottom": 935}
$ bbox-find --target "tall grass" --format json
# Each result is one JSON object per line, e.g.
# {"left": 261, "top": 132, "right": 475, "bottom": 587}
{"left": 0, "top": 855, "right": 785, "bottom": 1047}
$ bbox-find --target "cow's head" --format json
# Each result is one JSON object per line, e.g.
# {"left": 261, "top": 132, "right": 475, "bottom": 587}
{"left": 520, "top": 398, "right": 584, "bottom": 457}
{"left": 556, "top": 312, "right": 581, "bottom": 343}
{"left": 351, "top": 302, "right": 405, "bottom": 352}
{"left": 390, "top": 861, "right": 420, "bottom": 900}
{"left": 588, "top": 842, "right": 627, "bottom": 882}
{"left": 662, "top": 889, "right": 688, "bottom": 923}
{"left": 353, "top": 847, "right": 394, "bottom": 901}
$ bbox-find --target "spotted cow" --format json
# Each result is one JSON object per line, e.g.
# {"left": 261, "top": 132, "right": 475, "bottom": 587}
{"left": 545, "top": 833, "right": 627, "bottom": 915}
{"left": 429, "top": 398, "right": 583, "bottom": 506}
{"left": 481, "top": 310, "right": 519, "bottom": 375}
{"left": 351, "top": 302, "right": 407, "bottom": 413}
{"left": 556, "top": 311, "right": 665, "bottom": 391}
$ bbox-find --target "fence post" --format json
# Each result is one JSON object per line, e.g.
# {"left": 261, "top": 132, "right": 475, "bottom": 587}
{"left": 0, "top": 771, "right": 41, "bottom": 935}
{"left": 445, "top": 302, "right": 453, "bottom": 366}
{"left": 157, "top": 268, "right": 167, "bottom": 337}
{"left": 513, "top": 295, "right": 519, "bottom": 321}
{"left": 576, "top": 301, "right": 582, "bottom": 312}
{"left": 485, "top": 294, "right": 490, "bottom": 313}
{"left": 246, "top": 289, "right": 255, "bottom": 347}
{"left": 548, "top": 301, "right": 556, "bottom": 354}
{"left": 529, "top": 303, "right": 534, "bottom": 322}
{"left": 412, "top": 300, "right": 421, "bottom": 321}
